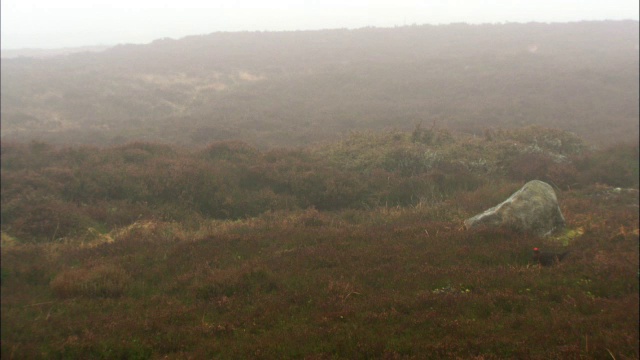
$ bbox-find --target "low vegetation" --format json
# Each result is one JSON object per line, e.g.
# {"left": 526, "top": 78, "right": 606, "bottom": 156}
{"left": 1, "top": 126, "right": 638, "bottom": 359}
{"left": 2, "top": 22, "right": 638, "bottom": 148}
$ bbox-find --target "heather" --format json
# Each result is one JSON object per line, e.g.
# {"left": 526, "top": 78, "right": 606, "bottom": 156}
{"left": 2, "top": 22, "right": 638, "bottom": 148}
{"left": 1, "top": 127, "right": 638, "bottom": 359}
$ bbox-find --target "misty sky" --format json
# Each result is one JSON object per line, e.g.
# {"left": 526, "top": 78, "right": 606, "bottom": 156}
{"left": 2, "top": 0, "right": 638, "bottom": 49}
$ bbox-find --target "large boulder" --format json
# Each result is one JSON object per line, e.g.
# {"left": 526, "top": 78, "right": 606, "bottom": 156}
{"left": 464, "top": 180, "right": 565, "bottom": 237}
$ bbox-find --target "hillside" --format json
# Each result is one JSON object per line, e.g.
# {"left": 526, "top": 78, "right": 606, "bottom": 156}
{"left": 1, "top": 21, "right": 638, "bottom": 147}
{"left": 1, "top": 20, "right": 639, "bottom": 359}
{"left": 1, "top": 128, "right": 639, "bottom": 358}
{"left": 0, "top": 46, "right": 110, "bottom": 59}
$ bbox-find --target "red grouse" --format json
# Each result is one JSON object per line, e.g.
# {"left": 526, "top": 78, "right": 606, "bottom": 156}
{"left": 532, "top": 247, "right": 569, "bottom": 266}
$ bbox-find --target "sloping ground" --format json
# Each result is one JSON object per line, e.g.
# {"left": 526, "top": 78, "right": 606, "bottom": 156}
{"left": 1, "top": 182, "right": 638, "bottom": 359}
{"left": 0, "top": 46, "right": 110, "bottom": 59}
{"left": 1, "top": 127, "right": 638, "bottom": 358}
{"left": 3, "top": 127, "right": 637, "bottom": 244}
{"left": 1, "top": 21, "right": 638, "bottom": 147}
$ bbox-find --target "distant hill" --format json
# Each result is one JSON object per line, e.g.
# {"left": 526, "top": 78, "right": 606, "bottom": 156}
{"left": 0, "top": 45, "right": 111, "bottom": 59}
{"left": 1, "top": 21, "right": 638, "bottom": 147}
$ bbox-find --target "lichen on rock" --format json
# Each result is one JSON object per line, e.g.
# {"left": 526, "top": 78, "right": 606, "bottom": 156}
{"left": 464, "top": 180, "right": 566, "bottom": 237}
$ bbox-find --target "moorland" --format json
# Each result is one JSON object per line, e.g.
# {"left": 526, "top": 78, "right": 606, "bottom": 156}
{"left": 1, "top": 21, "right": 639, "bottom": 359}
{"left": 1, "top": 21, "right": 638, "bottom": 147}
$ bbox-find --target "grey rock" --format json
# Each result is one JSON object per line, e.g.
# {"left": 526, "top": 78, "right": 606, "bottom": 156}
{"left": 464, "top": 180, "right": 565, "bottom": 237}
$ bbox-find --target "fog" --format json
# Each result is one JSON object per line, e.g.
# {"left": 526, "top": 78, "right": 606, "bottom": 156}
{"left": 2, "top": 0, "right": 638, "bottom": 49}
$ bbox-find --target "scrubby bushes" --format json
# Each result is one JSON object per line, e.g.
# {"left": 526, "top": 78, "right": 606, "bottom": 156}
{"left": 506, "top": 152, "right": 579, "bottom": 189}
{"left": 50, "top": 264, "right": 131, "bottom": 298}
{"left": 1, "top": 127, "right": 638, "bottom": 359}
{"left": 2, "top": 180, "right": 637, "bottom": 358}
{"left": 1, "top": 127, "right": 637, "bottom": 243}
{"left": 574, "top": 143, "right": 639, "bottom": 188}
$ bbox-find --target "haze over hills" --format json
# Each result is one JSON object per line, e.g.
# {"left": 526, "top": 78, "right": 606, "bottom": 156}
{"left": 0, "top": 46, "right": 111, "bottom": 59}
{"left": 2, "top": 21, "right": 639, "bottom": 359}
{"left": 1, "top": 21, "right": 638, "bottom": 148}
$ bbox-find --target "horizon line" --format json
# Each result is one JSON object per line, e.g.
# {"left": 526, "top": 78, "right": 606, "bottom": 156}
{"left": 2, "top": 19, "right": 638, "bottom": 51}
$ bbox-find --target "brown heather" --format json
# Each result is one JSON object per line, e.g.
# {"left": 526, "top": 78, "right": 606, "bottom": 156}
{"left": 50, "top": 264, "right": 131, "bottom": 299}
{"left": 1, "top": 127, "right": 638, "bottom": 359}
{"left": 2, "top": 22, "right": 638, "bottom": 149}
